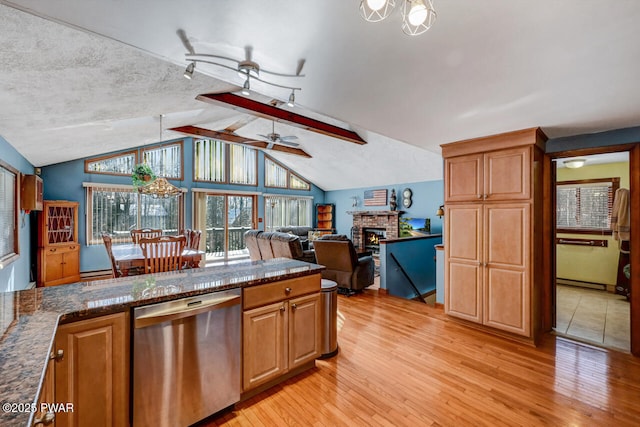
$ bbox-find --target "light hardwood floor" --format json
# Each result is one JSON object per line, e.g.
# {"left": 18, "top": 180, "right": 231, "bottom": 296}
{"left": 202, "top": 289, "right": 640, "bottom": 426}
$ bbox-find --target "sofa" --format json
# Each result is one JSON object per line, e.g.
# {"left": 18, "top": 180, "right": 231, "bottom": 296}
{"left": 244, "top": 230, "right": 315, "bottom": 263}
{"left": 275, "top": 226, "right": 313, "bottom": 250}
{"left": 312, "top": 234, "right": 375, "bottom": 293}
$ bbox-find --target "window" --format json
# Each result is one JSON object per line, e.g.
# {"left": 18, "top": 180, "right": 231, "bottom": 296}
{"left": 556, "top": 178, "right": 619, "bottom": 234}
{"left": 85, "top": 184, "right": 184, "bottom": 245}
{"left": 264, "top": 195, "right": 312, "bottom": 231}
{"left": 0, "top": 160, "right": 19, "bottom": 267}
{"left": 264, "top": 155, "right": 310, "bottom": 190}
{"left": 193, "top": 140, "right": 257, "bottom": 185}
{"left": 194, "top": 139, "right": 225, "bottom": 182}
{"left": 142, "top": 141, "right": 183, "bottom": 179}
{"left": 229, "top": 144, "right": 257, "bottom": 185}
{"left": 84, "top": 150, "right": 138, "bottom": 175}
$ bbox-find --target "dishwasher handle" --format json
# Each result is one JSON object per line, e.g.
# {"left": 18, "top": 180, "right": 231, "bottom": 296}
{"left": 135, "top": 294, "right": 240, "bottom": 329}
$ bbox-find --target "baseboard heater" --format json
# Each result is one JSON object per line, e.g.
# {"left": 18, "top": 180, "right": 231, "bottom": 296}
{"left": 557, "top": 278, "right": 607, "bottom": 291}
{"left": 81, "top": 269, "right": 113, "bottom": 280}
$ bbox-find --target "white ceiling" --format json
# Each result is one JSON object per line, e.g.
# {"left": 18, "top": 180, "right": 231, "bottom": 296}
{"left": 2, "top": 1, "right": 640, "bottom": 190}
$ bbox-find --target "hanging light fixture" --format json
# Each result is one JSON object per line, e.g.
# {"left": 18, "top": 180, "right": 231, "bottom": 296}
{"left": 360, "top": 0, "right": 396, "bottom": 22}
{"left": 360, "top": 0, "right": 436, "bottom": 36}
{"left": 287, "top": 90, "right": 295, "bottom": 107}
{"left": 183, "top": 61, "right": 195, "bottom": 79}
{"left": 241, "top": 76, "right": 251, "bottom": 96}
{"left": 137, "top": 115, "right": 182, "bottom": 199}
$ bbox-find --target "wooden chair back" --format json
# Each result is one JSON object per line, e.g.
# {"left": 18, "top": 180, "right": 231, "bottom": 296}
{"left": 181, "top": 229, "right": 203, "bottom": 250}
{"left": 101, "top": 233, "right": 121, "bottom": 278}
{"left": 130, "top": 228, "right": 163, "bottom": 244}
{"left": 139, "top": 235, "right": 186, "bottom": 274}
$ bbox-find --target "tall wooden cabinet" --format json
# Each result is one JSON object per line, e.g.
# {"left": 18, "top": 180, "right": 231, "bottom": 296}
{"left": 442, "top": 128, "right": 546, "bottom": 342}
{"left": 38, "top": 201, "right": 81, "bottom": 287}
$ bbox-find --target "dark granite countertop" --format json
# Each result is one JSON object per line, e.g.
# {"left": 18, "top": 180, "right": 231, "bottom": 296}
{"left": 0, "top": 258, "right": 324, "bottom": 427}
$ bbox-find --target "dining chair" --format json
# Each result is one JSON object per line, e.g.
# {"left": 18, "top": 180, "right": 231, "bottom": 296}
{"left": 101, "top": 233, "right": 122, "bottom": 278}
{"left": 181, "top": 229, "right": 203, "bottom": 250}
{"left": 130, "top": 228, "right": 163, "bottom": 244}
{"left": 139, "top": 235, "right": 186, "bottom": 274}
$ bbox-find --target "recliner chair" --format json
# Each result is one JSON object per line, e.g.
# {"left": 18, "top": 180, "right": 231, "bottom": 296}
{"left": 312, "top": 234, "right": 375, "bottom": 294}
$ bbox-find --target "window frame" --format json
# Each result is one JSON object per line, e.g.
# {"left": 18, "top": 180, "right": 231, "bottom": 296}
{"left": 193, "top": 138, "right": 227, "bottom": 184}
{"left": 141, "top": 140, "right": 184, "bottom": 181}
{"left": 264, "top": 155, "right": 310, "bottom": 191}
{"left": 556, "top": 177, "right": 620, "bottom": 235}
{"left": 84, "top": 183, "right": 185, "bottom": 245}
{"left": 84, "top": 150, "right": 139, "bottom": 176}
{"left": 0, "top": 160, "right": 19, "bottom": 268}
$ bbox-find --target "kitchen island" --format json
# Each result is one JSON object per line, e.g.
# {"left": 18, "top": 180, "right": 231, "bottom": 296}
{"left": 0, "top": 258, "right": 324, "bottom": 427}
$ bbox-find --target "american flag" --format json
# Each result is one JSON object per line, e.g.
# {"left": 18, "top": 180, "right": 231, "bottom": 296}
{"left": 364, "top": 189, "right": 387, "bottom": 206}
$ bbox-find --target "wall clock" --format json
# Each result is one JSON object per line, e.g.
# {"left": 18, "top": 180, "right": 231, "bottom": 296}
{"left": 402, "top": 188, "right": 412, "bottom": 208}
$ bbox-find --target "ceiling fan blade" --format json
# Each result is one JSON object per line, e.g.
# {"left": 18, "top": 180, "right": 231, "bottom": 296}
{"left": 280, "top": 135, "right": 298, "bottom": 141}
{"left": 278, "top": 140, "right": 300, "bottom": 147}
{"left": 177, "top": 29, "right": 195, "bottom": 54}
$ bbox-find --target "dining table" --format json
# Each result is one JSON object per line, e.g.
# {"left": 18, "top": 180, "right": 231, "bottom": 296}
{"left": 111, "top": 243, "right": 205, "bottom": 276}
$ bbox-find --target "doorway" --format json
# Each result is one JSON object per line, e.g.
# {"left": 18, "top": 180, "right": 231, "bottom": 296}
{"left": 552, "top": 152, "right": 631, "bottom": 352}
{"left": 193, "top": 192, "right": 257, "bottom": 263}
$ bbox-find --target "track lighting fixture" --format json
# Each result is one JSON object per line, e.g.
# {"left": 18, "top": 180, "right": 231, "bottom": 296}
{"left": 183, "top": 62, "right": 195, "bottom": 79}
{"left": 360, "top": 0, "right": 436, "bottom": 36}
{"left": 183, "top": 51, "right": 303, "bottom": 106}
{"left": 242, "top": 77, "right": 251, "bottom": 96}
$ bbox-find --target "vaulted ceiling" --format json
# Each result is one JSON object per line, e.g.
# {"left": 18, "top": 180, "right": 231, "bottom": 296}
{"left": 1, "top": 1, "right": 640, "bottom": 190}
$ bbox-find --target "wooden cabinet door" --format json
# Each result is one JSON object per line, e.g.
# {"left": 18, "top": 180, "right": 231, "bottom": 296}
{"left": 483, "top": 203, "right": 530, "bottom": 336}
{"left": 61, "top": 247, "right": 80, "bottom": 282}
{"left": 484, "top": 146, "right": 531, "bottom": 201}
{"left": 445, "top": 205, "right": 483, "bottom": 323}
{"left": 288, "top": 293, "right": 321, "bottom": 369}
{"left": 54, "top": 312, "right": 129, "bottom": 427}
{"left": 243, "top": 301, "right": 287, "bottom": 391}
{"left": 444, "top": 153, "right": 483, "bottom": 202}
{"left": 42, "top": 249, "right": 65, "bottom": 284}
{"left": 34, "top": 356, "right": 56, "bottom": 427}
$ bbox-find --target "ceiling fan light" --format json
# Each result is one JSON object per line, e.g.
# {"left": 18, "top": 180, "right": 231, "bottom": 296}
{"left": 287, "top": 91, "right": 295, "bottom": 107}
{"left": 564, "top": 158, "right": 587, "bottom": 169}
{"left": 183, "top": 62, "right": 195, "bottom": 79}
{"left": 408, "top": 0, "right": 428, "bottom": 26}
{"left": 360, "top": 0, "right": 395, "bottom": 22}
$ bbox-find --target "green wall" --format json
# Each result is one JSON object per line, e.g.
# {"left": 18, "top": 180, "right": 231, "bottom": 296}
{"left": 556, "top": 161, "right": 629, "bottom": 287}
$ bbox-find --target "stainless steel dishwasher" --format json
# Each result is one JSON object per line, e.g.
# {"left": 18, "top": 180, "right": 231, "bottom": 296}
{"left": 133, "top": 288, "right": 241, "bottom": 427}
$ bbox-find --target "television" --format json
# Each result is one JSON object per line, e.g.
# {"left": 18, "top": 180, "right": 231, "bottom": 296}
{"left": 399, "top": 217, "right": 431, "bottom": 237}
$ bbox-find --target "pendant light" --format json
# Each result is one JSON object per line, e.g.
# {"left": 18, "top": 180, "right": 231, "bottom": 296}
{"left": 137, "top": 115, "right": 181, "bottom": 199}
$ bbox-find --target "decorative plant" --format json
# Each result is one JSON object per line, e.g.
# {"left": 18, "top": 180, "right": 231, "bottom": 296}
{"left": 132, "top": 163, "right": 156, "bottom": 187}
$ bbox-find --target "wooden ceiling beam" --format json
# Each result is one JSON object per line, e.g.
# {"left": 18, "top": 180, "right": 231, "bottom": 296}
{"left": 170, "top": 125, "right": 312, "bottom": 158}
{"left": 195, "top": 92, "right": 367, "bottom": 145}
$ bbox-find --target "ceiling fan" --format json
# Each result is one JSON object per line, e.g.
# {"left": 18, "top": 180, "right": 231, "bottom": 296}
{"left": 258, "top": 121, "right": 299, "bottom": 147}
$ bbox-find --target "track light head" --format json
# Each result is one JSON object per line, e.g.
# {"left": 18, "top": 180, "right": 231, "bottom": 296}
{"left": 287, "top": 91, "right": 295, "bottom": 107}
{"left": 183, "top": 62, "right": 195, "bottom": 79}
{"left": 242, "top": 77, "right": 251, "bottom": 96}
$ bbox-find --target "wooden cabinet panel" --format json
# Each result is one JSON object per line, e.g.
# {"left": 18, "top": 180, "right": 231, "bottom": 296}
{"left": 447, "top": 262, "right": 482, "bottom": 323}
{"left": 54, "top": 312, "right": 129, "bottom": 427}
{"left": 34, "top": 356, "right": 56, "bottom": 427}
{"left": 484, "top": 268, "right": 529, "bottom": 336}
{"left": 445, "top": 154, "right": 482, "bottom": 202}
{"left": 289, "top": 293, "right": 321, "bottom": 369}
{"left": 21, "top": 174, "right": 43, "bottom": 211}
{"left": 485, "top": 204, "right": 529, "bottom": 269}
{"left": 447, "top": 205, "right": 481, "bottom": 262}
{"left": 243, "top": 275, "right": 320, "bottom": 310}
{"left": 243, "top": 301, "right": 287, "bottom": 391}
{"left": 38, "top": 245, "right": 80, "bottom": 287}
{"left": 484, "top": 146, "right": 530, "bottom": 201}
{"left": 38, "top": 201, "right": 80, "bottom": 287}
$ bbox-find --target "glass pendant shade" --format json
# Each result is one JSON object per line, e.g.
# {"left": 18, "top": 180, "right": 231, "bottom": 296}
{"left": 360, "top": 0, "right": 396, "bottom": 22}
{"left": 402, "top": 0, "right": 436, "bottom": 36}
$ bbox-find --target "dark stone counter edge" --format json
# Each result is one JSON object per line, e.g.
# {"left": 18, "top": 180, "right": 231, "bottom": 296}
{"left": 0, "top": 260, "right": 324, "bottom": 427}
{"left": 380, "top": 234, "right": 442, "bottom": 244}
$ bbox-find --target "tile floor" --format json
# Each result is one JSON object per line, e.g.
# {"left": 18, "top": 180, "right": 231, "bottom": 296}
{"left": 555, "top": 284, "right": 630, "bottom": 352}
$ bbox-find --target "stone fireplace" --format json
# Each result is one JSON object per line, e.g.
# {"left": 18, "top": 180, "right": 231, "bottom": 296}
{"left": 349, "top": 211, "right": 401, "bottom": 252}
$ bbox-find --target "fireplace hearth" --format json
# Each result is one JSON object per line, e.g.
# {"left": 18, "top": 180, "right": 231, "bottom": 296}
{"left": 349, "top": 210, "right": 401, "bottom": 252}
{"left": 363, "top": 228, "right": 386, "bottom": 253}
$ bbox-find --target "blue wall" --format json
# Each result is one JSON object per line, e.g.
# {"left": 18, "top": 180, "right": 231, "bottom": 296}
{"left": 324, "top": 180, "right": 445, "bottom": 237}
{"left": 546, "top": 125, "right": 640, "bottom": 152}
{"left": 0, "top": 135, "right": 36, "bottom": 291}
{"left": 40, "top": 137, "right": 325, "bottom": 273}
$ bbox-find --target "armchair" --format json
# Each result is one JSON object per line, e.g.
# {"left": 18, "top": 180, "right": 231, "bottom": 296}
{"left": 312, "top": 234, "right": 375, "bottom": 293}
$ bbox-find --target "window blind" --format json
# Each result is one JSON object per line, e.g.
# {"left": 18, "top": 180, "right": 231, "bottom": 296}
{"left": 557, "top": 178, "right": 618, "bottom": 232}
{"left": 0, "top": 165, "right": 17, "bottom": 264}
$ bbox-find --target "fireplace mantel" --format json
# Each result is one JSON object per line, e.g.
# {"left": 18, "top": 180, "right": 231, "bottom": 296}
{"left": 348, "top": 210, "right": 403, "bottom": 216}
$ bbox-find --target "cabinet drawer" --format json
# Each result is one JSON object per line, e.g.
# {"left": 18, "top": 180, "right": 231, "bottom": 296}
{"left": 46, "top": 244, "right": 79, "bottom": 254}
{"left": 243, "top": 274, "right": 321, "bottom": 310}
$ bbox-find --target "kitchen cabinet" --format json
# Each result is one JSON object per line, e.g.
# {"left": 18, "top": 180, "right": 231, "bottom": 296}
{"left": 21, "top": 174, "right": 43, "bottom": 211}
{"left": 442, "top": 128, "right": 545, "bottom": 342}
{"left": 242, "top": 274, "right": 321, "bottom": 392}
{"left": 53, "top": 312, "right": 129, "bottom": 427}
{"left": 33, "top": 356, "right": 56, "bottom": 427}
{"left": 37, "top": 201, "right": 80, "bottom": 287}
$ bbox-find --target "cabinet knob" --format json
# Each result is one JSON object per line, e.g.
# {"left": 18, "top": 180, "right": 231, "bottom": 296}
{"left": 49, "top": 248, "right": 56, "bottom": 252}
{"left": 291, "top": 303, "right": 297, "bottom": 310}
{"left": 285, "top": 287, "right": 292, "bottom": 294}
{"left": 477, "top": 194, "right": 482, "bottom": 199}
{"left": 33, "top": 412, "right": 55, "bottom": 426}
{"left": 280, "top": 305, "right": 286, "bottom": 312}
{"left": 50, "top": 349, "right": 64, "bottom": 362}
